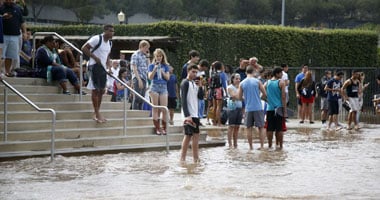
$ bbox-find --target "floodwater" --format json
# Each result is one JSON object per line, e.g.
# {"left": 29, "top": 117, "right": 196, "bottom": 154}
{"left": 1, "top": 125, "right": 379, "bottom": 200}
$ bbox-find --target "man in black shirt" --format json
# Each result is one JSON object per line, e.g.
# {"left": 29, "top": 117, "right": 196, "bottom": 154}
{"left": 0, "top": 0, "right": 27, "bottom": 77}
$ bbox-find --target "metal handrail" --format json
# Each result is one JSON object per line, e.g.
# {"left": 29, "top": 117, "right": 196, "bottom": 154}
{"left": 106, "top": 72, "right": 171, "bottom": 153}
{"left": 32, "top": 32, "right": 84, "bottom": 101}
{"left": 1, "top": 77, "right": 56, "bottom": 162}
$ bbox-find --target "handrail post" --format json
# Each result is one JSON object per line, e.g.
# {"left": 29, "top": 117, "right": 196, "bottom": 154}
{"left": 123, "top": 88, "right": 127, "bottom": 136}
{"left": 164, "top": 107, "right": 169, "bottom": 153}
{"left": 50, "top": 110, "right": 56, "bottom": 162}
{"left": 79, "top": 55, "right": 84, "bottom": 101}
{"left": 3, "top": 88, "right": 8, "bottom": 142}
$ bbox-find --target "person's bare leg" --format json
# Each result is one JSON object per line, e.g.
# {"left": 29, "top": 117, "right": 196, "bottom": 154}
{"left": 227, "top": 126, "right": 233, "bottom": 148}
{"left": 97, "top": 89, "right": 106, "bottom": 122}
{"left": 169, "top": 108, "right": 174, "bottom": 124}
{"left": 267, "top": 131, "right": 273, "bottom": 148}
{"left": 275, "top": 131, "right": 283, "bottom": 149}
{"left": 192, "top": 133, "right": 200, "bottom": 163}
{"left": 180, "top": 135, "right": 191, "bottom": 161}
{"left": 4, "top": 59, "right": 13, "bottom": 76}
{"left": 246, "top": 127, "right": 253, "bottom": 150}
{"left": 233, "top": 126, "right": 239, "bottom": 148}
{"left": 258, "top": 127, "right": 265, "bottom": 149}
{"left": 301, "top": 104, "right": 306, "bottom": 122}
{"left": 59, "top": 82, "right": 68, "bottom": 92}
{"left": 92, "top": 90, "right": 100, "bottom": 121}
{"left": 347, "top": 112, "right": 353, "bottom": 129}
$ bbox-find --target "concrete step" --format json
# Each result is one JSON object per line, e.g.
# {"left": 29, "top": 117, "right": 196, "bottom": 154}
{"left": 1, "top": 85, "right": 65, "bottom": 94}
{"left": 0, "top": 117, "right": 156, "bottom": 131}
{"left": 0, "top": 133, "right": 192, "bottom": 152}
{"left": 0, "top": 109, "right": 150, "bottom": 121}
{"left": 1, "top": 77, "right": 52, "bottom": 86}
{"left": 0, "top": 101, "right": 130, "bottom": 112}
{"left": 0, "top": 93, "right": 112, "bottom": 102}
{"left": 0, "top": 125, "right": 184, "bottom": 141}
{"left": 0, "top": 139, "right": 225, "bottom": 161}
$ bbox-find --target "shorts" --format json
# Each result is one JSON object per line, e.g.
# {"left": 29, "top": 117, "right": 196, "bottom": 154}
{"left": 87, "top": 63, "right": 107, "bottom": 90}
{"left": 320, "top": 97, "right": 328, "bottom": 110}
{"left": 213, "top": 87, "right": 223, "bottom": 100}
{"left": 245, "top": 110, "right": 265, "bottom": 128}
{"left": 328, "top": 100, "right": 339, "bottom": 115}
{"left": 300, "top": 96, "right": 315, "bottom": 104}
{"left": 2, "top": 35, "right": 20, "bottom": 59}
{"left": 228, "top": 108, "right": 243, "bottom": 125}
{"left": 348, "top": 97, "right": 359, "bottom": 112}
{"left": 265, "top": 110, "right": 286, "bottom": 132}
{"left": 150, "top": 83, "right": 168, "bottom": 95}
{"left": 167, "top": 97, "right": 177, "bottom": 109}
{"left": 183, "top": 117, "right": 200, "bottom": 136}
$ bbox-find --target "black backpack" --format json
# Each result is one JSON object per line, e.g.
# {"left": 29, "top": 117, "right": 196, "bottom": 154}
{"left": 83, "top": 34, "right": 112, "bottom": 61}
{"left": 210, "top": 71, "right": 222, "bottom": 89}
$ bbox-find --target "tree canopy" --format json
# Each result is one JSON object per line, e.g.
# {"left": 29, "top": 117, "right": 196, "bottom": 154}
{"left": 28, "top": 0, "right": 380, "bottom": 27}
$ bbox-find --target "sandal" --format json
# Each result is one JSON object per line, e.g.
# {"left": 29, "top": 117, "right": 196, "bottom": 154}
{"left": 155, "top": 129, "right": 161, "bottom": 135}
{"left": 5, "top": 73, "right": 15, "bottom": 77}
{"left": 161, "top": 128, "right": 167, "bottom": 135}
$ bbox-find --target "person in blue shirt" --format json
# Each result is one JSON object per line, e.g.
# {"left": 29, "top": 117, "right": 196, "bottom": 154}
{"left": 324, "top": 71, "right": 344, "bottom": 131}
{"left": 180, "top": 50, "right": 200, "bottom": 81}
{"left": 19, "top": 29, "right": 32, "bottom": 68}
{"left": 264, "top": 67, "right": 287, "bottom": 149}
{"left": 167, "top": 65, "right": 178, "bottom": 125}
{"left": 148, "top": 48, "right": 170, "bottom": 135}
{"left": 238, "top": 65, "right": 267, "bottom": 150}
{"left": 294, "top": 64, "right": 308, "bottom": 118}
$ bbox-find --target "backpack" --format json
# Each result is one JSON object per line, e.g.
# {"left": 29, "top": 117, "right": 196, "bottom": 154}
{"left": 299, "top": 80, "right": 315, "bottom": 98}
{"left": 83, "top": 34, "right": 112, "bottom": 61}
{"left": 210, "top": 71, "right": 222, "bottom": 89}
{"left": 316, "top": 82, "right": 327, "bottom": 97}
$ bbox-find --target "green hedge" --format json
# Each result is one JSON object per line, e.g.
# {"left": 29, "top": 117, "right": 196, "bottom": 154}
{"left": 31, "top": 21, "right": 379, "bottom": 73}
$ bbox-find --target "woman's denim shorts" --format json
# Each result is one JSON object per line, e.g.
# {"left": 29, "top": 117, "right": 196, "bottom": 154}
{"left": 150, "top": 83, "right": 168, "bottom": 95}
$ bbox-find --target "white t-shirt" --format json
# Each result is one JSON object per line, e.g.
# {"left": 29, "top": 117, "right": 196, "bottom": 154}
{"left": 86, "top": 34, "right": 111, "bottom": 69}
{"left": 107, "top": 66, "right": 120, "bottom": 92}
{"left": 282, "top": 71, "right": 289, "bottom": 93}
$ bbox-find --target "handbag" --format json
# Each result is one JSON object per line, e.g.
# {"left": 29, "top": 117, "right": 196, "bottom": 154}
{"left": 342, "top": 100, "right": 350, "bottom": 112}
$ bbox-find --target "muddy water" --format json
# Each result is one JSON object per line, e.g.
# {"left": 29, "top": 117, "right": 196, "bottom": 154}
{"left": 1, "top": 126, "right": 379, "bottom": 199}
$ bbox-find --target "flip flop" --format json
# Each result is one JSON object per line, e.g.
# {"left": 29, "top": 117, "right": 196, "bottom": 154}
{"left": 5, "top": 73, "right": 15, "bottom": 77}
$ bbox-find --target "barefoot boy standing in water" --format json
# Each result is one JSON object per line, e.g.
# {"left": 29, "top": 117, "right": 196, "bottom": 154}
{"left": 180, "top": 64, "right": 200, "bottom": 162}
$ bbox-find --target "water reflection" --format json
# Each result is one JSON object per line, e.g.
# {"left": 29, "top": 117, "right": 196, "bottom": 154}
{"left": 0, "top": 126, "right": 379, "bottom": 199}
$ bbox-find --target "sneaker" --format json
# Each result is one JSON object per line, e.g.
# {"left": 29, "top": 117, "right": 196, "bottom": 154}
{"left": 322, "top": 123, "right": 327, "bottom": 128}
{"left": 63, "top": 91, "right": 71, "bottom": 95}
{"left": 77, "top": 91, "right": 87, "bottom": 95}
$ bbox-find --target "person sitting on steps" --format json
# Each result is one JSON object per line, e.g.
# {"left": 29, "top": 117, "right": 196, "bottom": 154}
{"left": 35, "top": 35, "right": 84, "bottom": 95}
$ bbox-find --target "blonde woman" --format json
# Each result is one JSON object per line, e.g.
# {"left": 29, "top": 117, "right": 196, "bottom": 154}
{"left": 148, "top": 48, "right": 170, "bottom": 135}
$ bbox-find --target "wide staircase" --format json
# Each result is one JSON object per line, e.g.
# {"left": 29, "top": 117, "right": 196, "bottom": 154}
{"left": 0, "top": 77, "right": 225, "bottom": 161}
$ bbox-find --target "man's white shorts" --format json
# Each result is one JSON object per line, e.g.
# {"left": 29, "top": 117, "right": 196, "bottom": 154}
{"left": 348, "top": 97, "right": 360, "bottom": 112}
